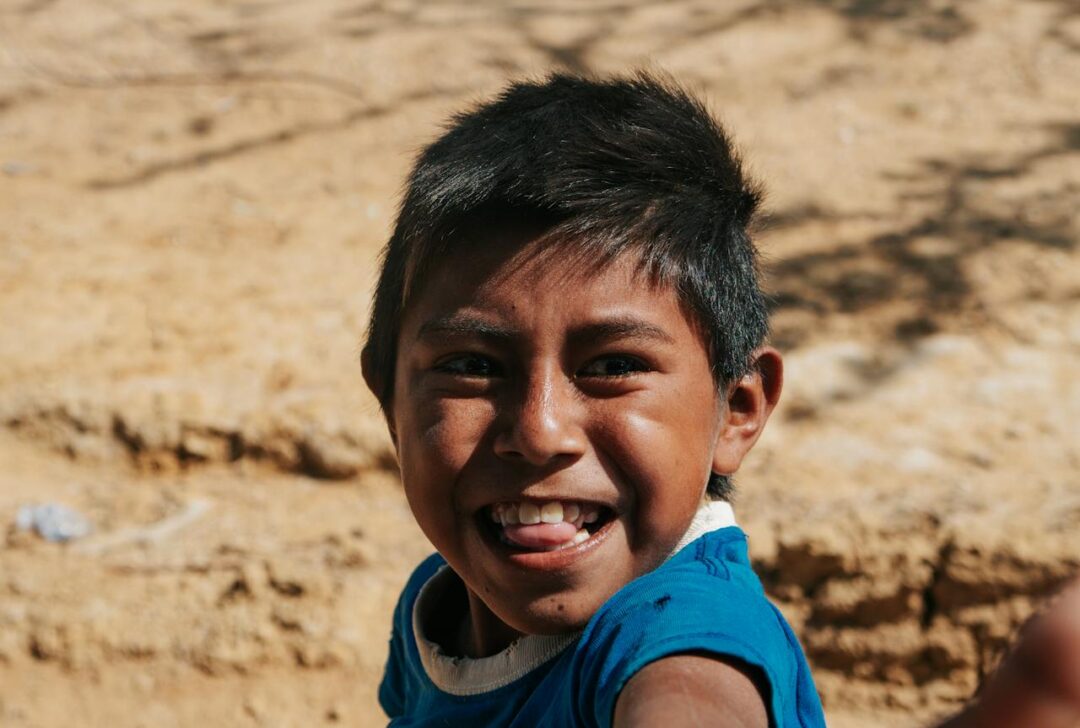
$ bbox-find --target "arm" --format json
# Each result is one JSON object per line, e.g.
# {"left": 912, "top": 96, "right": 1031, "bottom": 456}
{"left": 614, "top": 654, "right": 769, "bottom": 728}
{"left": 939, "top": 577, "right": 1080, "bottom": 728}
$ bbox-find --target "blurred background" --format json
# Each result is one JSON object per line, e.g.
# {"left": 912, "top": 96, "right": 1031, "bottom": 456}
{"left": 1, "top": 1, "right": 1077, "bottom": 726}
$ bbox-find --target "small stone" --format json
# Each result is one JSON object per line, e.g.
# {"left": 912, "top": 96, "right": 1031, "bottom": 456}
{"left": 15, "top": 503, "right": 92, "bottom": 543}
{"left": 2, "top": 160, "right": 36, "bottom": 177}
{"left": 180, "top": 430, "right": 233, "bottom": 462}
{"left": 265, "top": 556, "right": 331, "bottom": 599}
{"left": 298, "top": 431, "right": 370, "bottom": 479}
{"left": 896, "top": 447, "right": 943, "bottom": 473}
{"left": 187, "top": 115, "right": 214, "bottom": 136}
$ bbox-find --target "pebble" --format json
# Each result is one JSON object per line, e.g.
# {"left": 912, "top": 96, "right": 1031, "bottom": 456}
{"left": 896, "top": 446, "right": 944, "bottom": 473}
{"left": 2, "top": 160, "right": 36, "bottom": 177}
{"left": 15, "top": 503, "right": 93, "bottom": 543}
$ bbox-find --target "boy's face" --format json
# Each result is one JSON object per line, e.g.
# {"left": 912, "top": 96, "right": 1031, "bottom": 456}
{"left": 379, "top": 230, "right": 776, "bottom": 651}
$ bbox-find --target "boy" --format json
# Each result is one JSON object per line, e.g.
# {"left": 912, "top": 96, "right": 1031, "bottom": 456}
{"left": 362, "top": 73, "right": 1080, "bottom": 726}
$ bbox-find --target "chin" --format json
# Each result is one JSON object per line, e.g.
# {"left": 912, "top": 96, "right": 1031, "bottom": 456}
{"left": 497, "top": 590, "right": 609, "bottom": 636}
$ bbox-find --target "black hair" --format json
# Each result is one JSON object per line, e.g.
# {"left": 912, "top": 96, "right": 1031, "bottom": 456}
{"left": 364, "top": 72, "right": 768, "bottom": 500}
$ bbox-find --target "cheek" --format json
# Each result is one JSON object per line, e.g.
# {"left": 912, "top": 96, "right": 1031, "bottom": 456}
{"left": 394, "top": 399, "right": 496, "bottom": 550}
{"left": 597, "top": 404, "right": 714, "bottom": 525}
{"left": 397, "top": 398, "right": 497, "bottom": 492}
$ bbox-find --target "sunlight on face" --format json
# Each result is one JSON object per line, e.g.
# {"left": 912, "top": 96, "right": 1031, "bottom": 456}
{"left": 390, "top": 231, "right": 730, "bottom": 653}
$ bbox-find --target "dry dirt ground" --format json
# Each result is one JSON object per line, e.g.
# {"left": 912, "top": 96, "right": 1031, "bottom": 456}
{"left": 1, "top": 1, "right": 1078, "bottom": 726}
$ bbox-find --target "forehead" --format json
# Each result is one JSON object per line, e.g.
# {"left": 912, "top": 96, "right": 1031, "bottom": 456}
{"left": 400, "top": 229, "right": 701, "bottom": 343}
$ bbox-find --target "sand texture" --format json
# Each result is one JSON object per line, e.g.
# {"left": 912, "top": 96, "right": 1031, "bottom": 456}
{"left": 1, "top": 0, "right": 1078, "bottom": 725}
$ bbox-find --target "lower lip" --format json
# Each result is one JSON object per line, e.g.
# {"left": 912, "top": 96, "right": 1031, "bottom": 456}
{"left": 483, "top": 517, "right": 617, "bottom": 571}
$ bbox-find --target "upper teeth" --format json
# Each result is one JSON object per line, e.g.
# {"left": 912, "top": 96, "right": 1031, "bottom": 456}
{"left": 491, "top": 501, "right": 599, "bottom": 527}
{"left": 520, "top": 502, "right": 541, "bottom": 524}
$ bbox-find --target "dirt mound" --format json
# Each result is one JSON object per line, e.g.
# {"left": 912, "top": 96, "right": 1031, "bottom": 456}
{"left": 758, "top": 516, "right": 1080, "bottom": 715}
{"left": 3, "top": 385, "right": 396, "bottom": 479}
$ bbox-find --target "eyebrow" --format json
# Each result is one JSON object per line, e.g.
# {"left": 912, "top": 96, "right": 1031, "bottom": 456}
{"left": 417, "top": 314, "right": 516, "bottom": 342}
{"left": 569, "top": 317, "right": 676, "bottom": 347}
{"left": 416, "top": 313, "right": 675, "bottom": 347}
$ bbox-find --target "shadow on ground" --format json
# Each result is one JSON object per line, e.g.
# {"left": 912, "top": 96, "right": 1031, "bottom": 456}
{"left": 764, "top": 121, "right": 1079, "bottom": 349}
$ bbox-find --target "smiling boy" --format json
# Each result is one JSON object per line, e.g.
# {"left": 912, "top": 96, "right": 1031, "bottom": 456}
{"left": 361, "top": 73, "right": 1080, "bottom": 727}
{"left": 363, "top": 73, "right": 821, "bottom": 726}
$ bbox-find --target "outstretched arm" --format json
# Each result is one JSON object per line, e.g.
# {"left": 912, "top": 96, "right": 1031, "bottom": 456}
{"left": 939, "top": 577, "right": 1080, "bottom": 728}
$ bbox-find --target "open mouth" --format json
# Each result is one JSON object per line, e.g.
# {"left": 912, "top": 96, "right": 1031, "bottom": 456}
{"left": 483, "top": 500, "right": 615, "bottom": 553}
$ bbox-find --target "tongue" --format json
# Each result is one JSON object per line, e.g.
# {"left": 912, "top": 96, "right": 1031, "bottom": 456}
{"left": 503, "top": 522, "right": 577, "bottom": 549}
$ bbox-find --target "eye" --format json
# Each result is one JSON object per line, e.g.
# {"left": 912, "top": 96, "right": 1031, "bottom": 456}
{"left": 577, "top": 355, "right": 650, "bottom": 378}
{"left": 434, "top": 354, "right": 502, "bottom": 377}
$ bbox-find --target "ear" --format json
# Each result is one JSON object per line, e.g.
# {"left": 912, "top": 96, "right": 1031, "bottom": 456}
{"left": 711, "top": 346, "right": 783, "bottom": 475}
{"left": 361, "top": 345, "right": 397, "bottom": 443}
{"left": 360, "top": 344, "right": 382, "bottom": 399}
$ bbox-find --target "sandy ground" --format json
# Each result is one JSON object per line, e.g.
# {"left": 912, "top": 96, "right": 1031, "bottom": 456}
{"left": 1, "top": 0, "right": 1078, "bottom": 725}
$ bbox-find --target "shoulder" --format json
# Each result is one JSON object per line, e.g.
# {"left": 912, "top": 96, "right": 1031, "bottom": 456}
{"left": 379, "top": 552, "right": 446, "bottom": 718}
{"left": 589, "top": 527, "right": 781, "bottom": 652}
{"left": 614, "top": 653, "right": 769, "bottom": 728}
{"left": 573, "top": 527, "right": 822, "bottom": 726}
{"left": 387, "top": 551, "right": 448, "bottom": 656}
{"left": 398, "top": 552, "right": 447, "bottom": 611}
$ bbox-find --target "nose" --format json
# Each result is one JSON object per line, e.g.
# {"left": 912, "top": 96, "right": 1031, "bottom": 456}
{"left": 494, "top": 365, "right": 586, "bottom": 466}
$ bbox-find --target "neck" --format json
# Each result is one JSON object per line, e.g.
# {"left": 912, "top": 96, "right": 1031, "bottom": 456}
{"left": 461, "top": 588, "right": 525, "bottom": 658}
